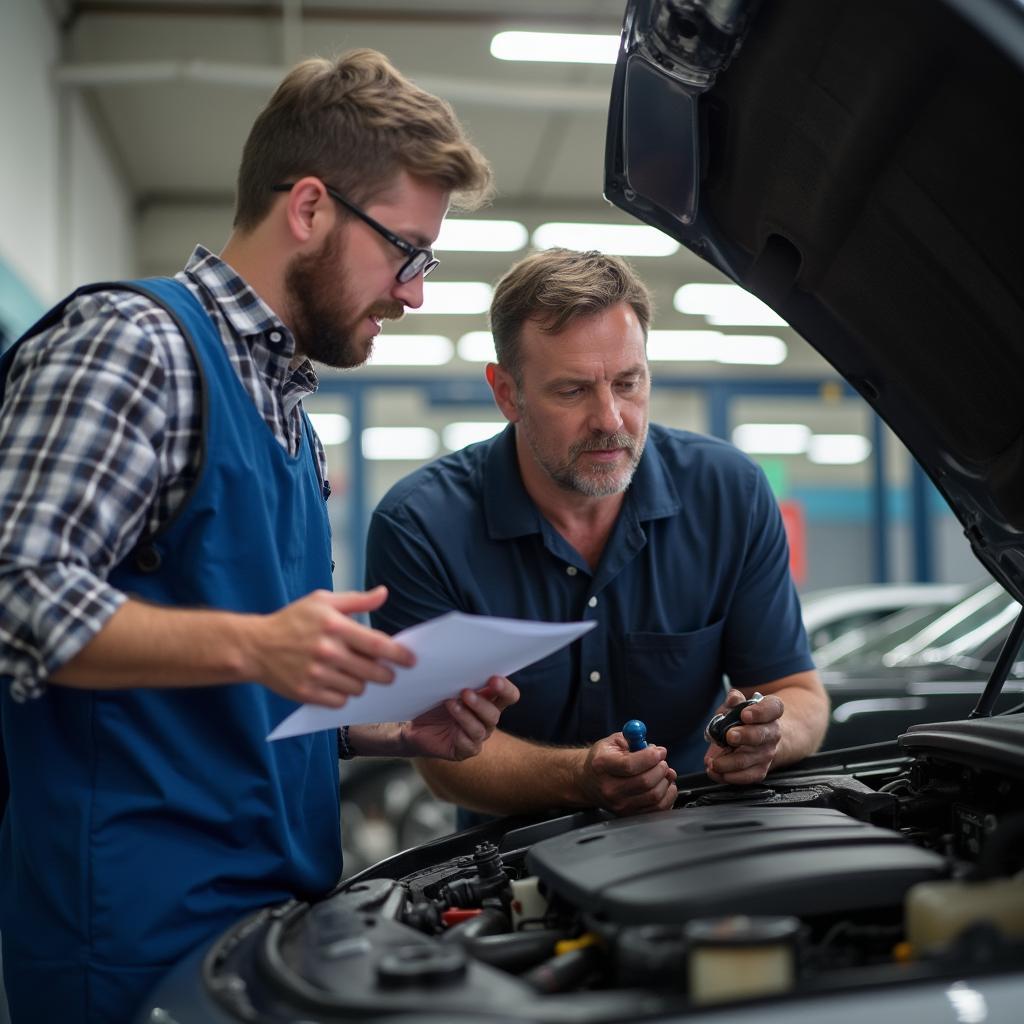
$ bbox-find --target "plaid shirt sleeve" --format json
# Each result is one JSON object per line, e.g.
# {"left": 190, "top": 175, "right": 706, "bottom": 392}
{"left": 0, "top": 292, "right": 195, "bottom": 700}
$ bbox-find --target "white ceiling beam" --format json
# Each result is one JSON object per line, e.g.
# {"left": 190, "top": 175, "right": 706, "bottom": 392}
{"left": 53, "top": 61, "right": 609, "bottom": 112}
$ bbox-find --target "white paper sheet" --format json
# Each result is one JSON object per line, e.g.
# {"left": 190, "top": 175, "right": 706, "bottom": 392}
{"left": 267, "top": 611, "right": 596, "bottom": 741}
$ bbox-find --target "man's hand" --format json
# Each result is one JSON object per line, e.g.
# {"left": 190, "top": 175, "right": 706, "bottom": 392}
{"left": 576, "top": 732, "right": 678, "bottom": 816}
{"left": 252, "top": 585, "right": 415, "bottom": 707}
{"left": 703, "top": 687, "right": 784, "bottom": 784}
{"left": 402, "top": 676, "right": 520, "bottom": 761}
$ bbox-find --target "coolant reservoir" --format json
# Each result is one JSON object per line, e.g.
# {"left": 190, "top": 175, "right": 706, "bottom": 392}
{"left": 684, "top": 915, "right": 799, "bottom": 1004}
{"left": 905, "top": 875, "right": 1024, "bottom": 954}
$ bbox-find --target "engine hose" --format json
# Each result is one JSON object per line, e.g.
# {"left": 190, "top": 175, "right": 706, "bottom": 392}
{"left": 521, "top": 945, "right": 604, "bottom": 994}
{"left": 459, "top": 929, "right": 567, "bottom": 974}
{"left": 438, "top": 906, "right": 510, "bottom": 944}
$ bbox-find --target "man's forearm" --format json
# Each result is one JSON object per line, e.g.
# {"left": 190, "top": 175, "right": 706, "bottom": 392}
{"left": 416, "top": 729, "right": 588, "bottom": 815}
{"left": 758, "top": 672, "right": 830, "bottom": 766}
{"left": 52, "top": 599, "right": 258, "bottom": 689}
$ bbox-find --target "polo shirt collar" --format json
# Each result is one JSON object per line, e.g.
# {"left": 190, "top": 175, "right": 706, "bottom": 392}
{"left": 626, "top": 425, "right": 682, "bottom": 521}
{"left": 483, "top": 423, "right": 681, "bottom": 541}
{"left": 484, "top": 425, "right": 543, "bottom": 540}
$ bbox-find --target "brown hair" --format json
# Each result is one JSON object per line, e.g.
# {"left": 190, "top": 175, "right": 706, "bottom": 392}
{"left": 489, "top": 248, "right": 653, "bottom": 382}
{"left": 234, "top": 48, "right": 493, "bottom": 230}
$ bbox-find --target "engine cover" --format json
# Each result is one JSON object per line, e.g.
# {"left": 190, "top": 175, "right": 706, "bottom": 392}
{"left": 525, "top": 804, "right": 946, "bottom": 924}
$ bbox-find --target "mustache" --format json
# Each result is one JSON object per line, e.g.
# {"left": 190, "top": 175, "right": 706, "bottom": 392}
{"left": 366, "top": 300, "right": 405, "bottom": 321}
{"left": 570, "top": 433, "right": 639, "bottom": 458}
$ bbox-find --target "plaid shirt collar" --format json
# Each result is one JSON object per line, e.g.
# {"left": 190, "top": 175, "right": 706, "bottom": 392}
{"left": 180, "top": 245, "right": 319, "bottom": 397}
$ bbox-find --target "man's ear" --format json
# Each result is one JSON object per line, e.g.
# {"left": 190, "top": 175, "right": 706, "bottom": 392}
{"left": 283, "top": 177, "right": 333, "bottom": 245}
{"left": 486, "top": 362, "right": 521, "bottom": 423}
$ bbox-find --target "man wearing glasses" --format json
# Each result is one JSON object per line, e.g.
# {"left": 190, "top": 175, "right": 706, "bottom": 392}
{"left": 0, "top": 49, "right": 516, "bottom": 1024}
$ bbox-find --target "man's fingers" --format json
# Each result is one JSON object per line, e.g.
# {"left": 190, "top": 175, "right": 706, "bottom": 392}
{"left": 709, "top": 743, "right": 775, "bottom": 780}
{"left": 474, "top": 676, "right": 520, "bottom": 712}
{"left": 459, "top": 689, "right": 501, "bottom": 729}
{"left": 725, "top": 722, "right": 780, "bottom": 748}
{"left": 326, "top": 585, "right": 390, "bottom": 614}
{"left": 604, "top": 743, "right": 670, "bottom": 778}
{"left": 444, "top": 696, "right": 488, "bottom": 743}
{"left": 742, "top": 694, "right": 784, "bottom": 723}
{"left": 610, "top": 775, "right": 678, "bottom": 816}
{"left": 295, "top": 670, "right": 368, "bottom": 707}
{"left": 614, "top": 758, "right": 674, "bottom": 797}
{"left": 330, "top": 615, "right": 416, "bottom": 668}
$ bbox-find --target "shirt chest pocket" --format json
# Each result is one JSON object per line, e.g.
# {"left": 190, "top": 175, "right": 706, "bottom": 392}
{"left": 622, "top": 620, "right": 726, "bottom": 744}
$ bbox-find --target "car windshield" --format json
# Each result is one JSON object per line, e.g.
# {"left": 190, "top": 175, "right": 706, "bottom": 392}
{"left": 815, "top": 579, "right": 1021, "bottom": 672}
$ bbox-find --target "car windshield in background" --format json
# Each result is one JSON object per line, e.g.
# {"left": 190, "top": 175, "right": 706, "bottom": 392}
{"left": 800, "top": 582, "right": 967, "bottom": 650}
{"left": 815, "top": 580, "right": 1020, "bottom": 672}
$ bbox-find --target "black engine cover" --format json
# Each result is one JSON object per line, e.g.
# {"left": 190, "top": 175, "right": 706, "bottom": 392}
{"left": 525, "top": 804, "right": 946, "bottom": 924}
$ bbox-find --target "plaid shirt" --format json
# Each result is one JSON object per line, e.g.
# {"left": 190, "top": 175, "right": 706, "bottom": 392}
{"left": 0, "top": 246, "right": 326, "bottom": 701}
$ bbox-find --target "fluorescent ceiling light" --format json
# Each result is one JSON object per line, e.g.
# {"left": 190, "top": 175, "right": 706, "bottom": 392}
{"left": 408, "top": 282, "right": 493, "bottom": 315}
{"left": 457, "top": 331, "right": 497, "bottom": 362}
{"left": 435, "top": 219, "right": 528, "bottom": 252}
{"left": 361, "top": 427, "right": 439, "bottom": 461}
{"left": 307, "top": 413, "right": 350, "bottom": 446}
{"left": 367, "top": 334, "right": 453, "bottom": 366}
{"left": 675, "top": 283, "right": 788, "bottom": 327}
{"left": 442, "top": 421, "right": 506, "bottom": 451}
{"left": 647, "top": 330, "right": 786, "bottom": 365}
{"left": 533, "top": 222, "right": 679, "bottom": 257}
{"left": 732, "top": 423, "right": 811, "bottom": 454}
{"left": 807, "top": 434, "right": 872, "bottom": 465}
{"left": 491, "top": 31, "right": 618, "bottom": 65}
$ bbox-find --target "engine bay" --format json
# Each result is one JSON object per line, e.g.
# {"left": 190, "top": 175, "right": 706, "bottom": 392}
{"left": 191, "top": 719, "right": 1024, "bottom": 1022}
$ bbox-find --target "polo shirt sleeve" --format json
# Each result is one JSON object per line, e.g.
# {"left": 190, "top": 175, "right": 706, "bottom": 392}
{"left": 365, "top": 506, "right": 460, "bottom": 636}
{"left": 720, "top": 464, "right": 816, "bottom": 688}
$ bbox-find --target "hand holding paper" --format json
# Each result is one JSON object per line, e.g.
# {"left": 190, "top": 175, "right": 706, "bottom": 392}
{"left": 268, "top": 612, "right": 595, "bottom": 741}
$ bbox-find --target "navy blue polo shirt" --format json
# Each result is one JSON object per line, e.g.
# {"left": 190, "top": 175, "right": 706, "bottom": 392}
{"left": 366, "top": 423, "right": 813, "bottom": 776}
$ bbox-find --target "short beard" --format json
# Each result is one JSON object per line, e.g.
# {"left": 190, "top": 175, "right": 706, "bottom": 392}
{"left": 522, "top": 410, "right": 646, "bottom": 498}
{"left": 285, "top": 229, "right": 403, "bottom": 369}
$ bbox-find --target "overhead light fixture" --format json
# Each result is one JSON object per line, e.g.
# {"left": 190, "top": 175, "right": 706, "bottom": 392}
{"left": 490, "top": 30, "right": 618, "bottom": 65}
{"left": 408, "top": 282, "right": 493, "bottom": 315}
{"left": 717, "top": 335, "right": 788, "bottom": 365}
{"left": 307, "top": 413, "right": 350, "bottom": 446}
{"left": 807, "top": 434, "right": 872, "bottom": 465}
{"left": 361, "top": 427, "right": 439, "bottom": 461}
{"left": 674, "top": 283, "right": 788, "bottom": 327}
{"left": 532, "top": 222, "right": 679, "bottom": 257}
{"left": 442, "top": 421, "right": 506, "bottom": 451}
{"left": 646, "top": 330, "right": 787, "bottom": 365}
{"left": 435, "top": 219, "right": 528, "bottom": 252}
{"left": 732, "top": 423, "right": 811, "bottom": 454}
{"left": 367, "top": 334, "right": 454, "bottom": 366}
{"left": 457, "top": 331, "right": 497, "bottom": 362}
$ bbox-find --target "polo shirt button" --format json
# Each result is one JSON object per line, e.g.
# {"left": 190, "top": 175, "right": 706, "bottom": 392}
{"left": 566, "top": 566, "right": 578, "bottom": 576}
{"left": 588, "top": 596, "right": 598, "bottom": 607}
{"left": 589, "top": 670, "right": 601, "bottom": 683}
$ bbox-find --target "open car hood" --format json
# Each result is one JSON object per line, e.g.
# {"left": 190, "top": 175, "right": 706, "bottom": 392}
{"left": 605, "top": 0, "right": 1024, "bottom": 606}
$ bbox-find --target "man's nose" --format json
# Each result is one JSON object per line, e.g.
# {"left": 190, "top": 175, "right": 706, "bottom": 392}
{"left": 392, "top": 272, "right": 425, "bottom": 310}
{"left": 589, "top": 388, "right": 623, "bottom": 434}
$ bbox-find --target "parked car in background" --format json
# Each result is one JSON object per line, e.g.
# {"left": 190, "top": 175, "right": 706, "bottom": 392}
{"left": 140, "top": 1, "right": 1024, "bottom": 1020}
{"left": 800, "top": 581, "right": 967, "bottom": 649}
{"left": 818, "top": 579, "right": 1024, "bottom": 746}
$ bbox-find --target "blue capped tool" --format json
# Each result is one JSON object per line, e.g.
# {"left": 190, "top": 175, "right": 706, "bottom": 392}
{"left": 622, "top": 719, "right": 648, "bottom": 751}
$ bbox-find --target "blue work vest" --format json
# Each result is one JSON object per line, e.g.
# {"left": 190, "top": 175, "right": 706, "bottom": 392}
{"left": 0, "top": 279, "right": 339, "bottom": 1023}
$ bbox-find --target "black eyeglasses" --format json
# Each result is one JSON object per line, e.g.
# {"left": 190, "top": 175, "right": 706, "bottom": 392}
{"left": 271, "top": 183, "right": 440, "bottom": 283}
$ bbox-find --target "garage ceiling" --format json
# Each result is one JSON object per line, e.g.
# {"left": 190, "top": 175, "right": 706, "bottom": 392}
{"left": 49, "top": 0, "right": 840, "bottom": 389}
